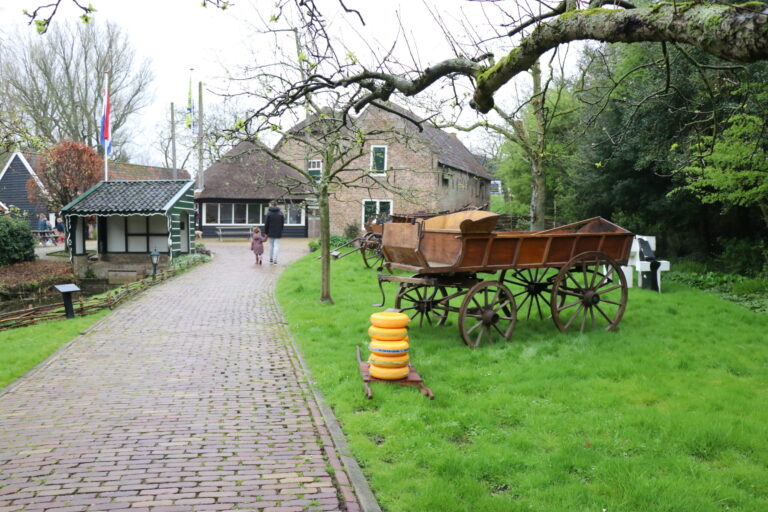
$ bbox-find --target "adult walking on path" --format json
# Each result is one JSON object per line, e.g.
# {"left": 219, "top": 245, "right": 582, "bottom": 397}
{"left": 0, "top": 240, "right": 371, "bottom": 512}
{"left": 264, "top": 202, "right": 284, "bottom": 265}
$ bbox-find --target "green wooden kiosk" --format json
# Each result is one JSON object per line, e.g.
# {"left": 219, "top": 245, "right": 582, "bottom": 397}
{"left": 61, "top": 180, "right": 196, "bottom": 282}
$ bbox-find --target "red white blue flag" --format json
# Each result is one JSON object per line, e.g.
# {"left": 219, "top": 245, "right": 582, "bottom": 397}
{"left": 100, "top": 84, "right": 112, "bottom": 155}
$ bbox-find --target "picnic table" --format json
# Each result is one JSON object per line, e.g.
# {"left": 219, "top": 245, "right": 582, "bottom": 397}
{"left": 31, "top": 230, "right": 59, "bottom": 246}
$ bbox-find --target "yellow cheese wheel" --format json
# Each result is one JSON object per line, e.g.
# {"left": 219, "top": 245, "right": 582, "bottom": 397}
{"left": 369, "top": 339, "right": 410, "bottom": 356}
{"left": 370, "top": 364, "right": 410, "bottom": 380}
{"left": 368, "top": 325, "right": 408, "bottom": 341}
{"left": 368, "top": 353, "right": 410, "bottom": 367}
{"left": 370, "top": 312, "right": 410, "bottom": 329}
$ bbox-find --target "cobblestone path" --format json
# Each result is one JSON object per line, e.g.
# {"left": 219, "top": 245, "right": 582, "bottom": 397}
{"left": 0, "top": 241, "right": 361, "bottom": 512}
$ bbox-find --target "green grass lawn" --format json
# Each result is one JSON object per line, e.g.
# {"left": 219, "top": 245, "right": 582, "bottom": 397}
{"left": 277, "top": 254, "right": 768, "bottom": 512}
{"left": 0, "top": 311, "right": 109, "bottom": 391}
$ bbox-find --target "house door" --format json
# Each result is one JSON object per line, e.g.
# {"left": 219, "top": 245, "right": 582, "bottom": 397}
{"left": 180, "top": 214, "right": 189, "bottom": 253}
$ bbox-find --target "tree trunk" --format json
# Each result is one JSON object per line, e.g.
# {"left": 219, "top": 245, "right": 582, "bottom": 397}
{"left": 319, "top": 190, "right": 333, "bottom": 304}
{"left": 530, "top": 159, "right": 547, "bottom": 231}
{"left": 529, "top": 60, "right": 547, "bottom": 232}
{"left": 759, "top": 201, "right": 768, "bottom": 231}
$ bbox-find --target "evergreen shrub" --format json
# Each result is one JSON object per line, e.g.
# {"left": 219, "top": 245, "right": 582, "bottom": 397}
{"left": 0, "top": 216, "right": 36, "bottom": 266}
{"left": 344, "top": 223, "right": 360, "bottom": 240}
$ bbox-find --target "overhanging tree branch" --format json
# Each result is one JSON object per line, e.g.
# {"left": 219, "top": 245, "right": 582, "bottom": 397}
{"left": 473, "top": 4, "right": 768, "bottom": 112}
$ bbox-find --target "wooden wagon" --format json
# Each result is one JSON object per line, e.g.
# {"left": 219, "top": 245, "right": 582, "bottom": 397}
{"left": 376, "top": 211, "right": 634, "bottom": 347}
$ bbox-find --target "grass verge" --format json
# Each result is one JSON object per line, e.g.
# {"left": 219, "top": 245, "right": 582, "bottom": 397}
{"left": 0, "top": 310, "right": 109, "bottom": 391}
{"left": 277, "top": 253, "right": 768, "bottom": 512}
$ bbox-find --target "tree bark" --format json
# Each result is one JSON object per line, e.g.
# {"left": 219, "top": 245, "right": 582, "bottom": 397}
{"left": 319, "top": 187, "right": 333, "bottom": 304}
{"left": 530, "top": 60, "right": 547, "bottom": 232}
{"left": 473, "top": 4, "right": 768, "bottom": 112}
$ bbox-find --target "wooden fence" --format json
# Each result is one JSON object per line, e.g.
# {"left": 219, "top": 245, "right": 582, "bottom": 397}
{"left": 0, "top": 256, "right": 208, "bottom": 331}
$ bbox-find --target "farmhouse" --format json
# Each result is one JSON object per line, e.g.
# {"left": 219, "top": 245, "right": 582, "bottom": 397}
{"left": 196, "top": 103, "right": 490, "bottom": 238}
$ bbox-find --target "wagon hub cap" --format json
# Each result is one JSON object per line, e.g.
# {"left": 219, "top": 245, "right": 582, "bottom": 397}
{"left": 482, "top": 309, "right": 500, "bottom": 325}
{"left": 583, "top": 290, "right": 600, "bottom": 305}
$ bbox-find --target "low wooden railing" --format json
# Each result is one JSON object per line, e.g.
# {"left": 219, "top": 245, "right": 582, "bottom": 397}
{"left": 0, "top": 255, "right": 209, "bottom": 331}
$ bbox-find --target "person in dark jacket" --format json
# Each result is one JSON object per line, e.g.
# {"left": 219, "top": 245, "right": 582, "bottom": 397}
{"left": 263, "top": 202, "right": 285, "bottom": 264}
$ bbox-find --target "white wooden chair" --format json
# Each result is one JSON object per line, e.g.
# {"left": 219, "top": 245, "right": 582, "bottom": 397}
{"left": 621, "top": 235, "right": 670, "bottom": 292}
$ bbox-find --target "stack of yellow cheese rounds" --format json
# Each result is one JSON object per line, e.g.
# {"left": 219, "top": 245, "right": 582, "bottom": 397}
{"left": 368, "top": 312, "right": 410, "bottom": 380}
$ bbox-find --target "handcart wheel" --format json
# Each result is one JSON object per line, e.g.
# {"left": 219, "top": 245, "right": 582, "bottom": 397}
{"left": 359, "top": 233, "right": 379, "bottom": 268}
{"left": 500, "top": 268, "right": 558, "bottom": 321}
{"left": 395, "top": 281, "right": 449, "bottom": 328}
{"left": 458, "top": 280, "right": 516, "bottom": 348}
{"left": 550, "top": 251, "right": 628, "bottom": 334}
{"left": 360, "top": 233, "right": 391, "bottom": 273}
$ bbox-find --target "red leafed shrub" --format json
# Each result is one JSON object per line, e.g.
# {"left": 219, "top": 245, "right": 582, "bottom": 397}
{"left": 28, "top": 141, "right": 102, "bottom": 210}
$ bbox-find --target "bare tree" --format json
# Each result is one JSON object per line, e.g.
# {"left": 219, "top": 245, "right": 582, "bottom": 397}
{"left": 0, "top": 20, "right": 153, "bottom": 158}
{"left": 230, "top": 1, "right": 768, "bottom": 121}
{"left": 227, "top": 27, "right": 432, "bottom": 304}
{"left": 436, "top": 55, "right": 577, "bottom": 230}
{"left": 153, "top": 101, "right": 240, "bottom": 173}
{"left": 17, "top": 1, "right": 768, "bottom": 114}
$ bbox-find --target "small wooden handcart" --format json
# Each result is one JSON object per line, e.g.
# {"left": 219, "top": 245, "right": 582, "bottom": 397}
{"left": 376, "top": 211, "right": 634, "bottom": 347}
{"left": 330, "top": 211, "right": 467, "bottom": 270}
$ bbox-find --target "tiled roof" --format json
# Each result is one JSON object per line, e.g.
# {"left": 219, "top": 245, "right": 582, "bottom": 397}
{"left": 109, "top": 162, "right": 191, "bottom": 180}
{"left": 62, "top": 180, "right": 193, "bottom": 215}
{"left": 421, "top": 126, "right": 490, "bottom": 179}
{"left": 285, "top": 103, "right": 491, "bottom": 179}
{"left": 20, "top": 152, "right": 190, "bottom": 180}
{"left": 197, "top": 141, "right": 310, "bottom": 200}
{"left": 364, "top": 103, "right": 491, "bottom": 179}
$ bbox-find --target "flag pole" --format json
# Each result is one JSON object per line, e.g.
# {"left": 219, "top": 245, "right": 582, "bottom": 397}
{"left": 171, "top": 102, "right": 178, "bottom": 179}
{"left": 198, "top": 80, "right": 204, "bottom": 190}
{"left": 103, "top": 72, "right": 109, "bottom": 181}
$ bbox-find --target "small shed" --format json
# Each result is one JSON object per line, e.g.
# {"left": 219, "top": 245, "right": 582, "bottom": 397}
{"left": 0, "top": 152, "right": 49, "bottom": 228}
{"left": 61, "top": 180, "right": 195, "bottom": 282}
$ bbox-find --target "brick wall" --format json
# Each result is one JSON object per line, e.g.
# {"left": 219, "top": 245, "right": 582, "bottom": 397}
{"left": 277, "top": 107, "right": 489, "bottom": 235}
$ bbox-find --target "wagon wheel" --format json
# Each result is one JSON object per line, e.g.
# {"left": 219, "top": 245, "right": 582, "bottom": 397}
{"left": 360, "top": 233, "right": 391, "bottom": 273}
{"left": 550, "top": 251, "right": 628, "bottom": 334}
{"left": 458, "top": 281, "right": 517, "bottom": 348}
{"left": 500, "top": 268, "right": 558, "bottom": 321}
{"left": 395, "top": 282, "right": 449, "bottom": 328}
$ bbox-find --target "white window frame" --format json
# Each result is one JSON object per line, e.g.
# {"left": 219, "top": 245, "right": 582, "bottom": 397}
{"left": 307, "top": 159, "right": 322, "bottom": 183}
{"left": 204, "top": 202, "right": 257, "bottom": 225}
{"left": 283, "top": 203, "right": 305, "bottom": 226}
{"left": 370, "top": 145, "right": 388, "bottom": 176}
{"left": 361, "top": 199, "right": 393, "bottom": 227}
{"left": 203, "top": 203, "right": 218, "bottom": 225}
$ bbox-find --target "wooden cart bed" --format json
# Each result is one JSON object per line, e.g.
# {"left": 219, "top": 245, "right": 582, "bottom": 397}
{"left": 382, "top": 211, "right": 633, "bottom": 274}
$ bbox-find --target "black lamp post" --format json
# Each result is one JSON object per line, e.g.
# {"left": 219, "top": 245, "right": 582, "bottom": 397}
{"left": 150, "top": 248, "right": 159, "bottom": 279}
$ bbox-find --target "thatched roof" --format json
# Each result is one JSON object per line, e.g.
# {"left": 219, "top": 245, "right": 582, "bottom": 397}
{"left": 197, "top": 141, "right": 310, "bottom": 200}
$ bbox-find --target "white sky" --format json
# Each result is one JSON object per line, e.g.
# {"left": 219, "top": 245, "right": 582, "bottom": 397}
{"left": 0, "top": 0, "right": 567, "bottom": 167}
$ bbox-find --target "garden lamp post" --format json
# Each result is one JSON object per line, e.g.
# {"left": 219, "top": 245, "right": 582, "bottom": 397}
{"left": 150, "top": 248, "right": 159, "bottom": 280}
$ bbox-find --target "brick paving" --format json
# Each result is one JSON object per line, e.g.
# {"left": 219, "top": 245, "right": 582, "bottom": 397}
{"left": 0, "top": 240, "right": 362, "bottom": 512}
